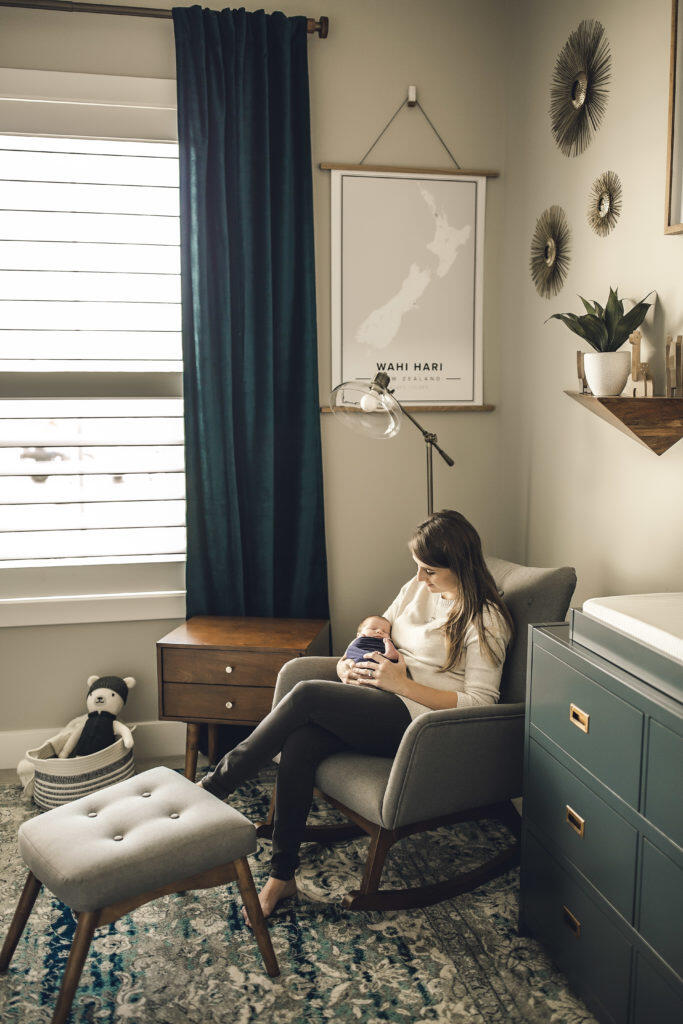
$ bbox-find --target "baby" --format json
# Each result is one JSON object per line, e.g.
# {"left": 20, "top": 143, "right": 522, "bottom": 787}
{"left": 342, "top": 614, "right": 400, "bottom": 666}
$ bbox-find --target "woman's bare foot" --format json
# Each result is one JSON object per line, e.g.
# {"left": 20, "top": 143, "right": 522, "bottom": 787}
{"left": 242, "top": 876, "right": 297, "bottom": 928}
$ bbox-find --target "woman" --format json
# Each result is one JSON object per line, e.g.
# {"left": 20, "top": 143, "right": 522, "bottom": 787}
{"left": 199, "top": 510, "right": 513, "bottom": 925}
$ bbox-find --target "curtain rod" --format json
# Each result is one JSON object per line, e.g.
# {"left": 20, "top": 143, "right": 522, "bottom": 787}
{"left": 0, "top": 0, "right": 329, "bottom": 36}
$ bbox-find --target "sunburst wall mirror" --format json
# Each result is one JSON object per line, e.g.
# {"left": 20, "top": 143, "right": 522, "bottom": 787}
{"left": 588, "top": 170, "right": 622, "bottom": 235}
{"left": 530, "top": 205, "right": 571, "bottom": 299}
{"left": 550, "top": 19, "right": 612, "bottom": 157}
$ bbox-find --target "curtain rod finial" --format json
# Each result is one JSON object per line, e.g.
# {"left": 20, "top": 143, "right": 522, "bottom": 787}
{"left": 308, "top": 15, "right": 328, "bottom": 38}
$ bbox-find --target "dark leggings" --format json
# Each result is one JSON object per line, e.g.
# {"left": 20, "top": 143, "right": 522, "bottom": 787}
{"left": 200, "top": 680, "right": 412, "bottom": 880}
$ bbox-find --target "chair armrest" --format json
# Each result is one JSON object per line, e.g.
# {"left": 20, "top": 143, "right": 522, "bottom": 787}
{"left": 271, "top": 656, "right": 340, "bottom": 709}
{"left": 381, "top": 702, "right": 526, "bottom": 830}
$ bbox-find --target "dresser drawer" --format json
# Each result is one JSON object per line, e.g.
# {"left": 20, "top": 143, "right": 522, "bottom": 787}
{"left": 162, "top": 648, "right": 290, "bottom": 687}
{"left": 645, "top": 720, "right": 683, "bottom": 848}
{"left": 530, "top": 645, "right": 643, "bottom": 807}
{"left": 633, "top": 952, "right": 683, "bottom": 1024}
{"left": 163, "top": 682, "right": 274, "bottom": 723}
{"left": 522, "top": 831, "right": 632, "bottom": 1024}
{"left": 639, "top": 838, "right": 683, "bottom": 977}
{"left": 525, "top": 738, "right": 637, "bottom": 921}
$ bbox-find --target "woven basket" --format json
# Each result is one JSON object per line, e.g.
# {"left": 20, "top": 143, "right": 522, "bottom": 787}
{"left": 25, "top": 733, "right": 136, "bottom": 810}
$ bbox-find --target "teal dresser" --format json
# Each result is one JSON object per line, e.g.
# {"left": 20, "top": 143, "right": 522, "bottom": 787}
{"left": 520, "top": 610, "right": 683, "bottom": 1024}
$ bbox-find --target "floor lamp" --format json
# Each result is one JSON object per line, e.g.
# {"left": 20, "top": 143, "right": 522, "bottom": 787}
{"left": 330, "top": 372, "right": 454, "bottom": 515}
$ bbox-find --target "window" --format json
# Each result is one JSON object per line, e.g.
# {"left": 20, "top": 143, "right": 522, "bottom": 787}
{"left": 0, "top": 135, "right": 185, "bottom": 573}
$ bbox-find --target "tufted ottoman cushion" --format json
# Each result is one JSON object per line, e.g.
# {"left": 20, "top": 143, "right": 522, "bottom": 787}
{"left": 17, "top": 766, "right": 256, "bottom": 912}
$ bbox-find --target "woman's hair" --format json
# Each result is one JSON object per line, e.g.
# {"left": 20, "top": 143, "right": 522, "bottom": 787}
{"left": 409, "top": 509, "right": 514, "bottom": 672}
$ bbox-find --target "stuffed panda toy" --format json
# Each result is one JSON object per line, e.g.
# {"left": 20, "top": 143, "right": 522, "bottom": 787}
{"left": 59, "top": 675, "right": 136, "bottom": 759}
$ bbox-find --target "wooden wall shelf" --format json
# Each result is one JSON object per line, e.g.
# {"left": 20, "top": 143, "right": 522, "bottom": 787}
{"left": 565, "top": 392, "right": 683, "bottom": 455}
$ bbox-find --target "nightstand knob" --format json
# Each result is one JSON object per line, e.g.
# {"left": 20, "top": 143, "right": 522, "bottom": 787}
{"left": 225, "top": 701, "right": 234, "bottom": 709}
{"left": 225, "top": 665, "right": 233, "bottom": 674}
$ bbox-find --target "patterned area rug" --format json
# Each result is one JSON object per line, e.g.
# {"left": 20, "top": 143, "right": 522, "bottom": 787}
{"left": 0, "top": 768, "right": 597, "bottom": 1024}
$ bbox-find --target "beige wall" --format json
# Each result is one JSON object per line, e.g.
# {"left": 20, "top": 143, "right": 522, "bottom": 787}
{"left": 499, "top": 0, "right": 683, "bottom": 607}
{"left": 1, "top": 619, "right": 180, "bottom": 730}
{"left": 1, "top": 0, "right": 680, "bottom": 739}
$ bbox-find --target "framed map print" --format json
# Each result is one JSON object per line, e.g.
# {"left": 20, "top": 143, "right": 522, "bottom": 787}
{"left": 330, "top": 168, "right": 486, "bottom": 406}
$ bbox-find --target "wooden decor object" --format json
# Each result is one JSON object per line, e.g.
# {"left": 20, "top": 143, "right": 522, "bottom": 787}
{"left": 320, "top": 163, "right": 499, "bottom": 178}
{"left": 665, "top": 334, "right": 683, "bottom": 395}
{"left": 576, "top": 351, "right": 590, "bottom": 393}
{"left": 629, "top": 329, "right": 642, "bottom": 380}
{"left": 565, "top": 392, "right": 683, "bottom": 455}
{"left": 631, "top": 367, "right": 654, "bottom": 398}
{"left": 627, "top": 330, "right": 654, "bottom": 397}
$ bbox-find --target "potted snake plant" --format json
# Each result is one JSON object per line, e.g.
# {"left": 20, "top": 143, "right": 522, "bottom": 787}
{"left": 548, "top": 287, "right": 653, "bottom": 396}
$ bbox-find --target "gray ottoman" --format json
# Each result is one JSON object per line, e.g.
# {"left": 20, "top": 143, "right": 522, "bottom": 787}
{"left": 0, "top": 766, "right": 279, "bottom": 1024}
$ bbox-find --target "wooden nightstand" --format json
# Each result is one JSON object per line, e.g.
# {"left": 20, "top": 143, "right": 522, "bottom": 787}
{"left": 157, "top": 616, "right": 330, "bottom": 780}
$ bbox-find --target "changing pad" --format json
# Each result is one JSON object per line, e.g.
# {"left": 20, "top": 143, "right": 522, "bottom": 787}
{"left": 582, "top": 593, "right": 683, "bottom": 665}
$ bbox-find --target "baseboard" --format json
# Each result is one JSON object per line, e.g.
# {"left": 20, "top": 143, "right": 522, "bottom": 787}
{"left": 1, "top": 720, "right": 189, "bottom": 771}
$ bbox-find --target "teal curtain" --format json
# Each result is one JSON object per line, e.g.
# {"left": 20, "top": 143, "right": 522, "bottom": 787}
{"left": 173, "top": 6, "right": 328, "bottom": 622}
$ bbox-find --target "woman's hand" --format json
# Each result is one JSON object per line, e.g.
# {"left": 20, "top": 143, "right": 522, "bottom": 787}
{"left": 356, "top": 651, "right": 409, "bottom": 695}
{"left": 336, "top": 658, "right": 361, "bottom": 685}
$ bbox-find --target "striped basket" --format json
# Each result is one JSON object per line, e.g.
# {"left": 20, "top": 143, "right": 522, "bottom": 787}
{"left": 26, "top": 733, "right": 136, "bottom": 810}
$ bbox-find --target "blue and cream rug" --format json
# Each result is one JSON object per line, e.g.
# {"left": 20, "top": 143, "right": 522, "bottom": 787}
{"left": 0, "top": 768, "right": 597, "bottom": 1023}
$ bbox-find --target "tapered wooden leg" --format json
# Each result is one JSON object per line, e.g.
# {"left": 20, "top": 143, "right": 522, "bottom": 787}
{"left": 51, "top": 911, "right": 99, "bottom": 1024}
{"left": 184, "top": 723, "right": 201, "bottom": 781}
{"left": 234, "top": 858, "right": 280, "bottom": 978}
{"left": 0, "top": 871, "right": 42, "bottom": 971}
{"left": 207, "top": 725, "right": 219, "bottom": 766}
{"left": 358, "top": 828, "right": 394, "bottom": 896}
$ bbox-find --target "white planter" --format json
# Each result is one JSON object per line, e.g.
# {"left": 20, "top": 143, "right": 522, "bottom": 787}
{"left": 583, "top": 351, "right": 631, "bottom": 397}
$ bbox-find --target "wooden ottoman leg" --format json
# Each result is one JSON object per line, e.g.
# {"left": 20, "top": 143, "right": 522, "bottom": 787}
{"left": 233, "top": 858, "right": 280, "bottom": 978}
{"left": 0, "top": 871, "right": 42, "bottom": 971}
{"left": 51, "top": 911, "right": 99, "bottom": 1024}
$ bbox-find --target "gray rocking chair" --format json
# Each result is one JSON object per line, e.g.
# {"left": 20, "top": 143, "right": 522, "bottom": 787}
{"left": 256, "top": 556, "right": 577, "bottom": 911}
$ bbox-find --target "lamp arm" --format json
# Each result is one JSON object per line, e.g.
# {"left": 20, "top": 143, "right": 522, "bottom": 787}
{"left": 394, "top": 398, "right": 455, "bottom": 467}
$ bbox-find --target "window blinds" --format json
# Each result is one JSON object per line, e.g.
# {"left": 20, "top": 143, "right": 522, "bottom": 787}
{"left": 0, "top": 135, "right": 185, "bottom": 566}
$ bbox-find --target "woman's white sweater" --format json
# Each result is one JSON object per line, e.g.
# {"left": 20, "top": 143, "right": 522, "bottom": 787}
{"left": 382, "top": 576, "right": 511, "bottom": 719}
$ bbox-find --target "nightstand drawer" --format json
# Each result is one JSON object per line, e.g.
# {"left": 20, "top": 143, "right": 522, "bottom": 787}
{"left": 530, "top": 645, "right": 643, "bottom": 807}
{"left": 522, "top": 831, "right": 631, "bottom": 1024}
{"left": 645, "top": 720, "right": 683, "bottom": 847}
{"left": 639, "top": 838, "right": 683, "bottom": 977}
{"left": 163, "top": 682, "right": 274, "bottom": 723}
{"left": 525, "top": 738, "right": 637, "bottom": 921}
{"left": 162, "top": 648, "right": 290, "bottom": 687}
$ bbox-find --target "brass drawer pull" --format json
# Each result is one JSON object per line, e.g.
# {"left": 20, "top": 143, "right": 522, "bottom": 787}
{"left": 562, "top": 904, "right": 581, "bottom": 938}
{"left": 225, "top": 666, "right": 233, "bottom": 674}
{"left": 225, "top": 701, "right": 234, "bottom": 709}
{"left": 569, "top": 703, "right": 590, "bottom": 733}
{"left": 566, "top": 804, "right": 585, "bottom": 838}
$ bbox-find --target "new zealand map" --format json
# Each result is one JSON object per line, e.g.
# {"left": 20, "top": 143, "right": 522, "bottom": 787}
{"left": 340, "top": 175, "right": 479, "bottom": 402}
